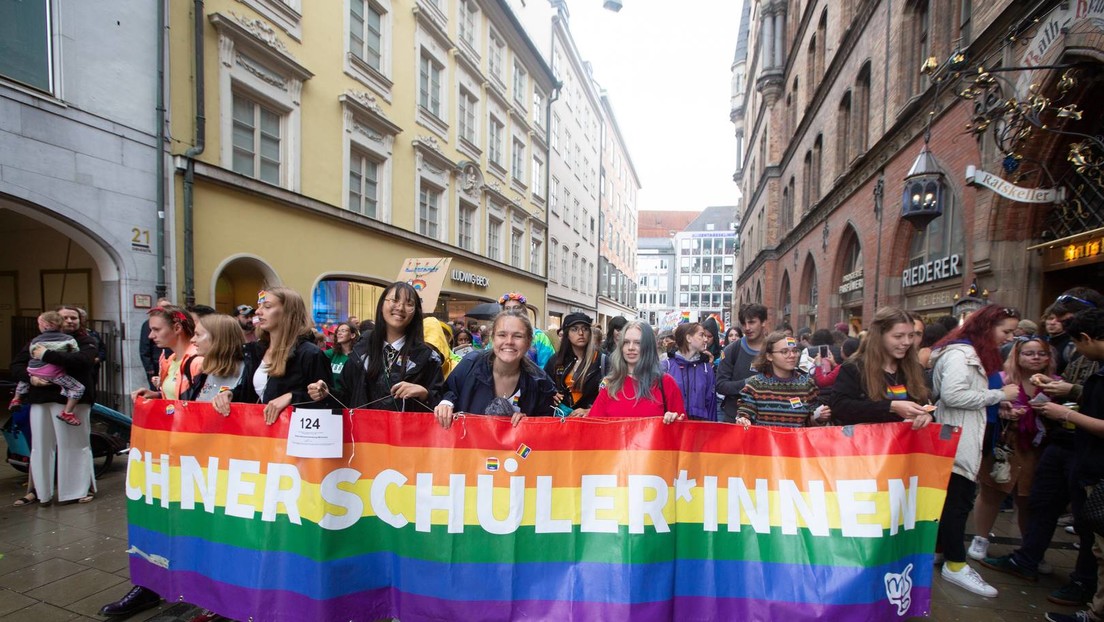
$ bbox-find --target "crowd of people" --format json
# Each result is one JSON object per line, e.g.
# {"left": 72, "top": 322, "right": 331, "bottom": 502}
{"left": 8, "top": 282, "right": 1104, "bottom": 621}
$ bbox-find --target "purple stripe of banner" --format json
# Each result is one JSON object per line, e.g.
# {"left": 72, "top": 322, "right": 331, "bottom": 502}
{"left": 133, "top": 559, "right": 932, "bottom": 622}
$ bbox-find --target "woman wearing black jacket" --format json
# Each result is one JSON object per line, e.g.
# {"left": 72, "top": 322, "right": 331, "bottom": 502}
{"left": 308, "top": 282, "right": 443, "bottom": 411}
{"left": 545, "top": 312, "right": 605, "bottom": 417}
{"left": 236, "top": 287, "right": 333, "bottom": 424}
{"left": 828, "top": 307, "right": 933, "bottom": 427}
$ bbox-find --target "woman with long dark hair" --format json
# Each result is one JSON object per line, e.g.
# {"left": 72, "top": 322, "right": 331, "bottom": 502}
{"left": 663, "top": 322, "right": 717, "bottom": 421}
{"left": 828, "top": 307, "right": 932, "bottom": 427}
{"left": 324, "top": 322, "right": 358, "bottom": 398}
{"left": 545, "top": 313, "right": 604, "bottom": 417}
{"left": 435, "top": 310, "right": 556, "bottom": 428}
{"left": 699, "top": 316, "right": 723, "bottom": 363}
{"left": 309, "top": 282, "right": 443, "bottom": 412}
{"left": 929, "top": 304, "right": 1020, "bottom": 598}
{"left": 589, "top": 320, "right": 685, "bottom": 422}
{"left": 601, "top": 316, "right": 629, "bottom": 355}
{"left": 238, "top": 287, "right": 333, "bottom": 424}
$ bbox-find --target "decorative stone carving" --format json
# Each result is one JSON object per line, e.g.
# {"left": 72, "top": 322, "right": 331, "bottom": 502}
{"left": 236, "top": 53, "right": 287, "bottom": 89}
{"left": 822, "top": 221, "right": 830, "bottom": 251}
{"left": 347, "top": 90, "right": 383, "bottom": 115}
{"left": 353, "top": 122, "right": 383, "bottom": 142}
{"left": 219, "top": 35, "right": 235, "bottom": 67}
{"left": 229, "top": 11, "right": 290, "bottom": 55}
{"left": 416, "top": 135, "right": 442, "bottom": 152}
{"left": 287, "top": 79, "right": 302, "bottom": 104}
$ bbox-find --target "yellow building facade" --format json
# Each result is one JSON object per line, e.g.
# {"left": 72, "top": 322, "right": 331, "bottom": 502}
{"left": 168, "top": 0, "right": 555, "bottom": 326}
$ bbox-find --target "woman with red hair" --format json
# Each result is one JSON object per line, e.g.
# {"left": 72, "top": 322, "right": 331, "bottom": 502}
{"left": 930, "top": 304, "right": 1021, "bottom": 598}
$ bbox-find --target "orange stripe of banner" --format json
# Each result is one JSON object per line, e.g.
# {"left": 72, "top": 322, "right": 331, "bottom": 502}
{"left": 132, "top": 429, "right": 951, "bottom": 491}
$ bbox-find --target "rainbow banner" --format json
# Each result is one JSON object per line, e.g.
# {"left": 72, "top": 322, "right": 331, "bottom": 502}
{"left": 126, "top": 399, "right": 958, "bottom": 622}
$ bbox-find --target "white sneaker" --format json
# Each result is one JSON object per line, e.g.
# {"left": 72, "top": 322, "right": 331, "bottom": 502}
{"left": 967, "top": 535, "right": 990, "bottom": 561}
{"left": 1039, "top": 559, "right": 1053, "bottom": 575}
{"left": 941, "top": 563, "right": 999, "bottom": 597}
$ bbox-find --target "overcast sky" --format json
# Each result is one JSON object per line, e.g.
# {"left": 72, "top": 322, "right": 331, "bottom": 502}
{"left": 565, "top": 0, "right": 743, "bottom": 212}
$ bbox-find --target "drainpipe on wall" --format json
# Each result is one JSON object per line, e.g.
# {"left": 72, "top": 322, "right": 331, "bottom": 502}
{"left": 155, "top": 0, "right": 167, "bottom": 300}
{"left": 182, "top": 0, "right": 205, "bottom": 307}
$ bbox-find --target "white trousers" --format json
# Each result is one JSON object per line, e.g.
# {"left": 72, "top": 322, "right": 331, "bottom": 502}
{"left": 30, "top": 403, "right": 96, "bottom": 502}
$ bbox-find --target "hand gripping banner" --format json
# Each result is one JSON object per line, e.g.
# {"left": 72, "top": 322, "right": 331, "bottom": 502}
{"left": 126, "top": 399, "right": 959, "bottom": 622}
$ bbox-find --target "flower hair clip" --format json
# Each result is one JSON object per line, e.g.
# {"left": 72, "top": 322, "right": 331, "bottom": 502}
{"left": 498, "top": 292, "right": 526, "bottom": 305}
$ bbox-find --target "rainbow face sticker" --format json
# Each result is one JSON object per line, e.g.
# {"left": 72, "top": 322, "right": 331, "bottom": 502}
{"left": 257, "top": 290, "right": 268, "bottom": 305}
{"left": 783, "top": 338, "right": 798, "bottom": 349}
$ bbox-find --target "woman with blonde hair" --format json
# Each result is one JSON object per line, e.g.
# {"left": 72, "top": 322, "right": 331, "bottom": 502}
{"left": 238, "top": 287, "right": 333, "bottom": 424}
{"left": 829, "top": 307, "right": 933, "bottom": 427}
{"left": 589, "top": 319, "right": 685, "bottom": 422}
{"left": 187, "top": 314, "right": 246, "bottom": 408}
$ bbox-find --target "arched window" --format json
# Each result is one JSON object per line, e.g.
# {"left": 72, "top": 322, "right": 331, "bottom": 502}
{"left": 855, "top": 62, "right": 872, "bottom": 154}
{"left": 779, "top": 271, "right": 792, "bottom": 324}
{"left": 812, "top": 134, "right": 823, "bottom": 203}
{"left": 802, "top": 151, "right": 812, "bottom": 212}
{"left": 799, "top": 254, "right": 819, "bottom": 329}
{"left": 837, "top": 91, "right": 852, "bottom": 172}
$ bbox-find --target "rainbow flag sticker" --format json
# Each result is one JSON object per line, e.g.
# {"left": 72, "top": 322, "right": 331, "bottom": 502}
{"left": 788, "top": 397, "right": 803, "bottom": 409}
{"left": 516, "top": 444, "right": 531, "bottom": 459}
{"left": 165, "top": 404, "right": 175, "bottom": 415}
{"left": 485, "top": 457, "right": 499, "bottom": 472}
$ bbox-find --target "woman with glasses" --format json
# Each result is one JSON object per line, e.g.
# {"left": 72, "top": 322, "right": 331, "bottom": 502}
{"left": 929, "top": 304, "right": 1021, "bottom": 598}
{"left": 967, "top": 335, "right": 1058, "bottom": 562}
{"left": 733, "top": 331, "right": 829, "bottom": 428}
{"left": 663, "top": 322, "right": 718, "bottom": 421}
{"left": 828, "top": 307, "right": 933, "bottom": 427}
{"left": 309, "top": 282, "right": 443, "bottom": 413}
{"left": 545, "top": 313, "right": 605, "bottom": 417}
{"left": 435, "top": 310, "right": 556, "bottom": 428}
{"left": 589, "top": 319, "right": 685, "bottom": 422}
{"left": 237, "top": 287, "right": 333, "bottom": 424}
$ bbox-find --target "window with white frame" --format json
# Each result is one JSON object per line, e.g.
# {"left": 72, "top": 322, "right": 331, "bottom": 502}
{"left": 512, "top": 60, "right": 527, "bottom": 107}
{"left": 488, "top": 30, "right": 505, "bottom": 86}
{"left": 561, "top": 245, "right": 569, "bottom": 283}
{"left": 489, "top": 117, "right": 504, "bottom": 167}
{"left": 349, "top": 0, "right": 383, "bottom": 71}
{"left": 563, "top": 189, "right": 571, "bottom": 222}
{"left": 531, "top": 236, "right": 543, "bottom": 276}
{"left": 0, "top": 0, "right": 53, "bottom": 92}
{"left": 551, "top": 114, "right": 560, "bottom": 152}
{"left": 531, "top": 156, "right": 544, "bottom": 198}
{"left": 419, "top": 51, "right": 443, "bottom": 118}
{"left": 550, "top": 177, "right": 559, "bottom": 214}
{"left": 549, "top": 239, "right": 558, "bottom": 280}
{"left": 511, "top": 138, "right": 525, "bottom": 182}
{"left": 418, "top": 184, "right": 441, "bottom": 239}
{"left": 571, "top": 253, "right": 579, "bottom": 290}
{"left": 488, "top": 216, "right": 502, "bottom": 261}
{"left": 533, "top": 88, "right": 545, "bottom": 129}
{"left": 348, "top": 149, "right": 379, "bottom": 217}
{"left": 458, "top": 87, "right": 478, "bottom": 145}
{"left": 458, "top": 0, "right": 478, "bottom": 49}
{"left": 564, "top": 131, "right": 572, "bottom": 167}
{"left": 232, "top": 93, "right": 283, "bottom": 185}
{"left": 510, "top": 226, "right": 523, "bottom": 268}
{"left": 458, "top": 202, "right": 476, "bottom": 251}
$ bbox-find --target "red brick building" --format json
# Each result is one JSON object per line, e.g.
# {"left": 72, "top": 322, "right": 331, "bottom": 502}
{"left": 732, "top": 0, "right": 1104, "bottom": 331}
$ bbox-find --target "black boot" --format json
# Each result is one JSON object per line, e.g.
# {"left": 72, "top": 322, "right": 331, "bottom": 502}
{"left": 99, "top": 585, "right": 161, "bottom": 617}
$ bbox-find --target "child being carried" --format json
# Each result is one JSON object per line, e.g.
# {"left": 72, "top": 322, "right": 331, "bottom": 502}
{"left": 9, "top": 311, "right": 86, "bottom": 426}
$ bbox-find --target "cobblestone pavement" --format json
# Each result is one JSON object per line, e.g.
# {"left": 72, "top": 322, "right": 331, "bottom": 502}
{"left": 0, "top": 440, "right": 1090, "bottom": 621}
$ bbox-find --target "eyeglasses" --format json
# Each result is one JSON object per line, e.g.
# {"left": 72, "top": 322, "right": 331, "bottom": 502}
{"left": 1057, "top": 294, "right": 1097, "bottom": 309}
{"left": 567, "top": 325, "right": 590, "bottom": 333}
{"left": 770, "top": 348, "right": 801, "bottom": 356}
{"left": 384, "top": 298, "right": 416, "bottom": 310}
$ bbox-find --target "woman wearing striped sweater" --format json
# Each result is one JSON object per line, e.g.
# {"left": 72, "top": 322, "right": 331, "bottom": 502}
{"left": 735, "top": 331, "right": 831, "bottom": 428}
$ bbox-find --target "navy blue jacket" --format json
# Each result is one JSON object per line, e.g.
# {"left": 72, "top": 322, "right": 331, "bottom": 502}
{"left": 444, "top": 350, "right": 556, "bottom": 416}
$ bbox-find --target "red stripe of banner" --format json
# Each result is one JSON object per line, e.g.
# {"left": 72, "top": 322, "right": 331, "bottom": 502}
{"left": 134, "top": 399, "right": 959, "bottom": 458}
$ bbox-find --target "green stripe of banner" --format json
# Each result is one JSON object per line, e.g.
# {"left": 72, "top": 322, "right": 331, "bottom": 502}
{"left": 129, "top": 501, "right": 936, "bottom": 567}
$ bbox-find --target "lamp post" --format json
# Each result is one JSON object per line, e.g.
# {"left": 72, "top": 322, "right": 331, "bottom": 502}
{"left": 901, "top": 146, "right": 947, "bottom": 230}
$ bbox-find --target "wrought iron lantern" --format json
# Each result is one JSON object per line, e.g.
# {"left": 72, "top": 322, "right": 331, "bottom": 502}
{"left": 901, "top": 146, "right": 947, "bottom": 230}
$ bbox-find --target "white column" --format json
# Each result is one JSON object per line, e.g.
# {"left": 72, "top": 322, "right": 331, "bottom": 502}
{"left": 773, "top": 11, "right": 785, "bottom": 69}
{"left": 761, "top": 15, "right": 774, "bottom": 68}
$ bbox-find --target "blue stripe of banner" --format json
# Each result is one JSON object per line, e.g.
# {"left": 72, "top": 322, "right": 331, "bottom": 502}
{"left": 129, "top": 526, "right": 932, "bottom": 606}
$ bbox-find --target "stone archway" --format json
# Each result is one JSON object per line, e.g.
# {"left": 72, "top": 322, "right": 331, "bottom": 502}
{"left": 799, "top": 253, "right": 819, "bottom": 330}
{"left": 211, "top": 255, "right": 280, "bottom": 314}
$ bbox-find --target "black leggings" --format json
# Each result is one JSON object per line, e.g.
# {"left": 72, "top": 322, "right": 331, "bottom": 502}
{"left": 937, "top": 473, "right": 978, "bottom": 563}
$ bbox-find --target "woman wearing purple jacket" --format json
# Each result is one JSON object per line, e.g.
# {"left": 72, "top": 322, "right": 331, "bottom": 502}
{"left": 663, "top": 323, "right": 718, "bottom": 421}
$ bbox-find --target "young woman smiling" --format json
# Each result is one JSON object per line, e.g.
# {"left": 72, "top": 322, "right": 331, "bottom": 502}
{"left": 734, "top": 331, "right": 828, "bottom": 428}
{"left": 309, "top": 283, "right": 443, "bottom": 412}
{"left": 588, "top": 320, "right": 685, "bottom": 422}
{"left": 829, "top": 307, "right": 933, "bottom": 428}
{"left": 435, "top": 311, "right": 556, "bottom": 428}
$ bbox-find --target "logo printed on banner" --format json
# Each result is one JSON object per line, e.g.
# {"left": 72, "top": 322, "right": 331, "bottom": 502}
{"left": 486, "top": 458, "right": 500, "bottom": 472}
{"left": 164, "top": 404, "right": 175, "bottom": 415}
{"left": 884, "top": 563, "right": 914, "bottom": 616}
{"left": 516, "top": 444, "right": 531, "bottom": 459}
